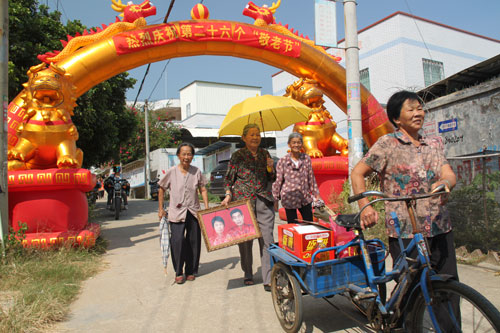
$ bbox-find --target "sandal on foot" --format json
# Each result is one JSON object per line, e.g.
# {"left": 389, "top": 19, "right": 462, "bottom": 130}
{"left": 243, "top": 278, "right": 254, "bottom": 286}
{"left": 175, "top": 276, "right": 186, "bottom": 284}
{"left": 263, "top": 284, "right": 271, "bottom": 292}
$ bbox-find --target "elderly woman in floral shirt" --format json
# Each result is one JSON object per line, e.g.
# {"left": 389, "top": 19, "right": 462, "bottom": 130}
{"left": 221, "top": 123, "right": 276, "bottom": 291}
{"left": 351, "top": 90, "right": 458, "bottom": 281}
{"left": 272, "top": 132, "right": 320, "bottom": 224}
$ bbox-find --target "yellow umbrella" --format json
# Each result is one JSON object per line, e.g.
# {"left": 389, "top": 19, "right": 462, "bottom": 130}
{"left": 219, "top": 95, "right": 312, "bottom": 137}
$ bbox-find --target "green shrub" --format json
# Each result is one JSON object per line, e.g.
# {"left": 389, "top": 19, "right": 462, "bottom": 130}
{"left": 329, "top": 175, "right": 388, "bottom": 245}
{"left": 448, "top": 171, "right": 500, "bottom": 252}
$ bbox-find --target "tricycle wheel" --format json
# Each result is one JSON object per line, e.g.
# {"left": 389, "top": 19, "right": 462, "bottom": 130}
{"left": 271, "top": 262, "right": 303, "bottom": 333}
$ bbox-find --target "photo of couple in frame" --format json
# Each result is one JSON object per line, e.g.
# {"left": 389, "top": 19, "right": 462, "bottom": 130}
{"left": 197, "top": 199, "right": 261, "bottom": 252}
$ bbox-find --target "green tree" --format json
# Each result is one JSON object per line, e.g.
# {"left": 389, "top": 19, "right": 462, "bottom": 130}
{"left": 120, "top": 108, "right": 182, "bottom": 164}
{"left": 8, "top": 0, "right": 138, "bottom": 167}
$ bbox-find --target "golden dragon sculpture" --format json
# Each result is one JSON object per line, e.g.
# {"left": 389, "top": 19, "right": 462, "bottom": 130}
{"left": 38, "top": 0, "right": 156, "bottom": 64}
{"left": 243, "top": 0, "right": 341, "bottom": 62}
{"left": 285, "top": 78, "right": 348, "bottom": 158}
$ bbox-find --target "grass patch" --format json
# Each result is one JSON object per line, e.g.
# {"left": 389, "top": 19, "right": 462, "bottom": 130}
{"left": 0, "top": 234, "right": 107, "bottom": 332}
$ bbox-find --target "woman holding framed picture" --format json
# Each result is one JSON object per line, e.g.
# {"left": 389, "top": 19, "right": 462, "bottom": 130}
{"left": 221, "top": 123, "right": 276, "bottom": 291}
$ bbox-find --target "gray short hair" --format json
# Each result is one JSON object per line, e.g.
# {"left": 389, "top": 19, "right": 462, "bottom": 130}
{"left": 242, "top": 123, "right": 260, "bottom": 137}
{"left": 288, "top": 132, "right": 303, "bottom": 144}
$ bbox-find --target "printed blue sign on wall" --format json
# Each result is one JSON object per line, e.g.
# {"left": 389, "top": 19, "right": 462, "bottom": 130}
{"left": 438, "top": 118, "right": 458, "bottom": 133}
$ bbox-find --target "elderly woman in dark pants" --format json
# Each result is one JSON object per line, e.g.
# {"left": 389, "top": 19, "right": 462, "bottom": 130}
{"left": 158, "top": 142, "right": 209, "bottom": 284}
{"left": 221, "top": 124, "right": 276, "bottom": 292}
{"left": 272, "top": 132, "right": 320, "bottom": 223}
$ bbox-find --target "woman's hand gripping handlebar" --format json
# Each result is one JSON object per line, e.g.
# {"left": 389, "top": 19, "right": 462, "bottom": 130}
{"left": 346, "top": 185, "right": 448, "bottom": 231}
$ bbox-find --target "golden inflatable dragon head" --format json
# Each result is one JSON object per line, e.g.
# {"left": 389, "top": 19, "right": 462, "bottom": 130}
{"left": 8, "top": 63, "right": 83, "bottom": 170}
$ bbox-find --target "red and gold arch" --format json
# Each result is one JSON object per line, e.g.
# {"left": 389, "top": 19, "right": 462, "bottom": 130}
{"left": 7, "top": 1, "right": 392, "bottom": 246}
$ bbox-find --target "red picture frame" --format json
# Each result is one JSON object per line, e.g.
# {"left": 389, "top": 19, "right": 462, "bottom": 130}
{"left": 197, "top": 199, "right": 261, "bottom": 252}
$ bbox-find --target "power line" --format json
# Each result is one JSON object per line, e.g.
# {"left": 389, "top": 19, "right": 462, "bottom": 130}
{"left": 132, "top": 0, "right": 177, "bottom": 110}
{"left": 147, "top": 59, "right": 171, "bottom": 101}
{"left": 404, "top": 0, "right": 433, "bottom": 60}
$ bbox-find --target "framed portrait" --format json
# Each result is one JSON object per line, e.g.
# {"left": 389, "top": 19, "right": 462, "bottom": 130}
{"left": 197, "top": 199, "right": 261, "bottom": 252}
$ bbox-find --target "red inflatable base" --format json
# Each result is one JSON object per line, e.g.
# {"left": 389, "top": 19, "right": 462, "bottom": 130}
{"left": 8, "top": 169, "right": 98, "bottom": 248}
{"left": 19, "top": 223, "right": 101, "bottom": 248}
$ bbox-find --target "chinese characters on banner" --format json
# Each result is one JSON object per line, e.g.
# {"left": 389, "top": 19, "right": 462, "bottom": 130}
{"left": 113, "top": 21, "right": 301, "bottom": 58}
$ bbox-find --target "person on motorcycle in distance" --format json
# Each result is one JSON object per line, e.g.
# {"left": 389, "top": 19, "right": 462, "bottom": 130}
{"left": 105, "top": 166, "right": 130, "bottom": 210}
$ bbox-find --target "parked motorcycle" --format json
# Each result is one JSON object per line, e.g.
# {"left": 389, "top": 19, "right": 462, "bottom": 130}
{"left": 149, "top": 178, "right": 160, "bottom": 201}
{"left": 86, "top": 181, "right": 100, "bottom": 206}
{"left": 105, "top": 177, "right": 130, "bottom": 220}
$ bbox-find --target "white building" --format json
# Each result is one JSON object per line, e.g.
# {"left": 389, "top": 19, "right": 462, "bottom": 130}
{"left": 272, "top": 11, "right": 500, "bottom": 157}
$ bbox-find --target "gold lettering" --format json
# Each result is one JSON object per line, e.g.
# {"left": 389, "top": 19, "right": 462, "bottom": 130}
{"left": 270, "top": 36, "right": 282, "bottom": 50}
{"left": 180, "top": 24, "right": 193, "bottom": 38}
{"left": 219, "top": 25, "right": 231, "bottom": 39}
{"left": 207, "top": 25, "right": 218, "bottom": 38}
{"left": 138, "top": 31, "right": 154, "bottom": 46}
{"left": 193, "top": 25, "right": 206, "bottom": 37}
{"left": 284, "top": 39, "right": 294, "bottom": 52}
{"left": 126, "top": 35, "right": 141, "bottom": 48}
{"left": 235, "top": 26, "right": 245, "bottom": 40}
{"left": 152, "top": 29, "right": 166, "bottom": 43}
{"left": 257, "top": 32, "right": 270, "bottom": 46}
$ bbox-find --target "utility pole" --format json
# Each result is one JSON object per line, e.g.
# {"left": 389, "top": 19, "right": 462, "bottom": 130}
{"left": 343, "top": 0, "right": 363, "bottom": 175}
{"left": 144, "top": 100, "right": 151, "bottom": 200}
{"left": 0, "top": 0, "right": 8, "bottom": 253}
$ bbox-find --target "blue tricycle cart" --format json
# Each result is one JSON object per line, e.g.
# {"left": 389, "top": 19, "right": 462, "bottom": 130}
{"left": 268, "top": 238, "right": 386, "bottom": 332}
{"left": 268, "top": 188, "right": 500, "bottom": 332}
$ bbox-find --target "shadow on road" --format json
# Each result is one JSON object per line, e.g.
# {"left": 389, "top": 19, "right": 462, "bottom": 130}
{"left": 91, "top": 198, "right": 159, "bottom": 223}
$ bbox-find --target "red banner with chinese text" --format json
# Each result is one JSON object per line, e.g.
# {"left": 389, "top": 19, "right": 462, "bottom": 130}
{"left": 113, "top": 21, "right": 301, "bottom": 58}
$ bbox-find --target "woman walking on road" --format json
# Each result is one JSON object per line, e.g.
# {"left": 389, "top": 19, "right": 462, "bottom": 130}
{"left": 272, "top": 132, "right": 320, "bottom": 224}
{"left": 221, "top": 124, "right": 276, "bottom": 292}
{"left": 158, "top": 142, "right": 209, "bottom": 284}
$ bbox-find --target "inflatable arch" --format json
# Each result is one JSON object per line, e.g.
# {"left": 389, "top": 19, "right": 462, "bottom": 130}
{"left": 9, "top": 21, "right": 392, "bottom": 148}
{"left": 8, "top": 8, "right": 394, "bottom": 246}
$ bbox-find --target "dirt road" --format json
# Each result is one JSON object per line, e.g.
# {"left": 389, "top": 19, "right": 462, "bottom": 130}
{"left": 54, "top": 198, "right": 500, "bottom": 332}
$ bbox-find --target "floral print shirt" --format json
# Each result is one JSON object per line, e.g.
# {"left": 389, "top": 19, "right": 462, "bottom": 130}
{"left": 361, "top": 130, "right": 451, "bottom": 238}
{"left": 272, "top": 153, "right": 320, "bottom": 209}
{"left": 224, "top": 147, "right": 276, "bottom": 203}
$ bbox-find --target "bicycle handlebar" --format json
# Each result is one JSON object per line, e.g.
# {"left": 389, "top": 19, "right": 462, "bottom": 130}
{"left": 348, "top": 184, "right": 447, "bottom": 204}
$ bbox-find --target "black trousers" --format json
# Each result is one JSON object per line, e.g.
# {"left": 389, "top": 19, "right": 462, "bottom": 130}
{"left": 285, "top": 203, "right": 313, "bottom": 224}
{"left": 389, "top": 230, "right": 458, "bottom": 280}
{"left": 170, "top": 211, "right": 201, "bottom": 277}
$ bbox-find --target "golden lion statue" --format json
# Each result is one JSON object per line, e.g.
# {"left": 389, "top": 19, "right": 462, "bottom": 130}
{"left": 8, "top": 63, "right": 83, "bottom": 170}
{"left": 285, "top": 78, "right": 348, "bottom": 158}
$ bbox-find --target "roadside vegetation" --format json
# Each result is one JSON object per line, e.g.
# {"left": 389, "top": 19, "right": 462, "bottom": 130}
{"left": 0, "top": 223, "right": 107, "bottom": 332}
{"left": 330, "top": 173, "right": 500, "bottom": 264}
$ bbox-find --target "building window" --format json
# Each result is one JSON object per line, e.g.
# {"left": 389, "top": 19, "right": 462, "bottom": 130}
{"left": 186, "top": 103, "right": 191, "bottom": 118}
{"left": 422, "top": 58, "right": 444, "bottom": 86}
{"left": 359, "top": 68, "right": 370, "bottom": 91}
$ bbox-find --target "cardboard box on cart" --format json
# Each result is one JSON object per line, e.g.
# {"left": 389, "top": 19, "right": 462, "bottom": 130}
{"left": 278, "top": 224, "right": 334, "bottom": 262}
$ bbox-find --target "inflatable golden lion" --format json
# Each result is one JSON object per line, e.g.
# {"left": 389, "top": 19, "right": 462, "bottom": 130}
{"left": 285, "top": 78, "right": 348, "bottom": 158}
{"left": 8, "top": 63, "right": 83, "bottom": 170}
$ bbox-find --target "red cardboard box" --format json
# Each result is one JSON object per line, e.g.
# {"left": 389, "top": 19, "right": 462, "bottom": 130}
{"left": 278, "top": 224, "right": 334, "bottom": 263}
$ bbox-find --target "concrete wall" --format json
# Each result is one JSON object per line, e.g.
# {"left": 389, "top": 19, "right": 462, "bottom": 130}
{"left": 423, "top": 78, "right": 500, "bottom": 157}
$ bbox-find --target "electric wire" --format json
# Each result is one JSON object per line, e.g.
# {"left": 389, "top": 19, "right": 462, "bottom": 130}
{"left": 147, "top": 59, "right": 171, "bottom": 101}
{"left": 404, "top": 0, "right": 433, "bottom": 60}
{"left": 132, "top": 0, "right": 177, "bottom": 110}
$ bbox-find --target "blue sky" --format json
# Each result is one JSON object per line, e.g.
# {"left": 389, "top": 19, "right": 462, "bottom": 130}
{"left": 46, "top": 0, "right": 500, "bottom": 102}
